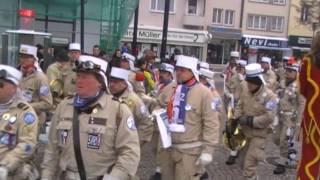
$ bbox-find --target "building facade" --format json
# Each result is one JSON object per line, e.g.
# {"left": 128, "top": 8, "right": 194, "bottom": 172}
{"left": 241, "top": 0, "right": 291, "bottom": 63}
{"left": 287, "top": 0, "right": 318, "bottom": 59}
{"left": 206, "top": 0, "right": 242, "bottom": 64}
{"left": 121, "top": 0, "right": 212, "bottom": 60}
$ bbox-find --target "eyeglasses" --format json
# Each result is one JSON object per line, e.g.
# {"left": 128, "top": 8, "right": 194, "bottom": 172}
{"left": 74, "top": 61, "right": 101, "bottom": 72}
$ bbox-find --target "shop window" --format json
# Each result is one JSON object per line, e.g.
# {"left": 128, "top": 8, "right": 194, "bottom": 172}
{"left": 300, "top": 4, "right": 309, "bottom": 22}
{"left": 272, "top": 0, "right": 286, "bottom": 5}
{"left": 247, "top": 15, "right": 267, "bottom": 30}
{"left": 150, "top": 0, "right": 175, "bottom": 12}
{"left": 187, "top": 0, "right": 197, "bottom": 15}
{"left": 213, "top": 8, "right": 223, "bottom": 24}
{"left": 224, "top": 10, "right": 235, "bottom": 26}
{"left": 270, "top": 16, "right": 284, "bottom": 32}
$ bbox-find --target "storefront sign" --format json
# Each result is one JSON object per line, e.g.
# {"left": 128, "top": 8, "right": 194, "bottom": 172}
{"left": 242, "top": 36, "right": 287, "bottom": 48}
{"left": 288, "top": 35, "right": 312, "bottom": 47}
{"left": 124, "top": 28, "right": 207, "bottom": 44}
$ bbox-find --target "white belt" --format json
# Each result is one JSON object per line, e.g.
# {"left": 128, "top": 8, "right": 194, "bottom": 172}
{"left": 172, "top": 141, "right": 202, "bottom": 150}
{"left": 65, "top": 171, "right": 100, "bottom": 180}
{"left": 280, "top": 111, "right": 294, "bottom": 115}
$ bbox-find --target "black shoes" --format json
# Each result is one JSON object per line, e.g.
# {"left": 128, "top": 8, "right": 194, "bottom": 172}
{"left": 200, "top": 171, "right": 209, "bottom": 180}
{"left": 273, "top": 164, "right": 286, "bottom": 174}
{"left": 149, "top": 172, "right": 161, "bottom": 180}
{"left": 225, "top": 155, "right": 237, "bottom": 165}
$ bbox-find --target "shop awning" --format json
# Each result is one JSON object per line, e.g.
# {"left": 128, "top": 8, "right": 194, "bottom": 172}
{"left": 207, "top": 26, "right": 242, "bottom": 40}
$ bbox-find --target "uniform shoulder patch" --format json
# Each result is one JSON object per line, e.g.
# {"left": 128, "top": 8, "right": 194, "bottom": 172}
{"left": 265, "top": 100, "right": 277, "bottom": 111}
{"left": 17, "top": 102, "right": 30, "bottom": 110}
{"left": 126, "top": 116, "right": 137, "bottom": 131}
{"left": 39, "top": 85, "right": 50, "bottom": 96}
{"left": 24, "top": 112, "right": 36, "bottom": 125}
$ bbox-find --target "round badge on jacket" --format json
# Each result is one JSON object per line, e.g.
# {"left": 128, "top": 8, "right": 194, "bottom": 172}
{"left": 24, "top": 112, "right": 36, "bottom": 125}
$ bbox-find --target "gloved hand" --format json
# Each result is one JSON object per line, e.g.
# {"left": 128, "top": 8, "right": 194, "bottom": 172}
{"left": 0, "top": 166, "right": 8, "bottom": 180}
{"left": 102, "top": 174, "right": 120, "bottom": 180}
{"left": 238, "top": 116, "right": 254, "bottom": 127}
{"left": 195, "top": 153, "right": 212, "bottom": 166}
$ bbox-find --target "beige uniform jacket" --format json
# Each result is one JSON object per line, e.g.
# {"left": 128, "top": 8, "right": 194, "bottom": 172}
{"left": 263, "top": 69, "right": 277, "bottom": 92}
{"left": 278, "top": 80, "right": 305, "bottom": 124}
{"left": 157, "top": 82, "right": 220, "bottom": 155}
{"left": 234, "top": 85, "right": 277, "bottom": 139}
{"left": 0, "top": 97, "right": 38, "bottom": 172}
{"left": 41, "top": 93, "right": 140, "bottom": 179}
{"left": 46, "top": 62, "right": 66, "bottom": 106}
{"left": 226, "top": 73, "right": 247, "bottom": 103}
{"left": 20, "top": 71, "right": 53, "bottom": 118}
{"left": 63, "top": 62, "right": 77, "bottom": 96}
{"left": 120, "top": 89, "right": 154, "bottom": 143}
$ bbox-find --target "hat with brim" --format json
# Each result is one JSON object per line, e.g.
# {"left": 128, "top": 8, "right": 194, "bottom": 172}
{"left": 236, "top": 60, "right": 247, "bottom": 68}
{"left": 75, "top": 55, "right": 108, "bottom": 87}
{"left": 175, "top": 55, "right": 199, "bottom": 81}
{"left": 230, "top": 51, "right": 240, "bottom": 58}
{"left": 159, "top": 63, "right": 174, "bottom": 76}
{"left": 121, "top": 53, "right": 136, "bottom": 70}
{"left": 110, "top": 67, "right": 130, "bottom": 81}
{"left": 260, "top": 57, "right": 271, "bottom": 66}
{"left": 0, "top": 65, "right": 22, "bottom": 86}
{"left": 69, "top": 43, "right": 81, "bottom": 51}
{"left": 285, "top": 63, "right": 300, "bottom": 72}
{"left": 199, "top": 62, "right": 210, "bottom": 69}
{"left": 199, "top": 68, "right": 214, "bottom": 80}
{"left": 19, "top": 44, "right": 38, "bottom": 61}
{"left": 245, "top": 63, "right": 265, "bottom": 85}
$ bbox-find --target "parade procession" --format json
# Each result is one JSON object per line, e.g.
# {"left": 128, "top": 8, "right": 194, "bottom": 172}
{"left": 0, "top": 0, "right": 319, "bottom": 180}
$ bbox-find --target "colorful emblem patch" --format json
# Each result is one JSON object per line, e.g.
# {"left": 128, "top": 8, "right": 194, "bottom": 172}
{"left": 87, "top": 133, "right": 101, "bottom": 149}
{"left": 24, "top": 112, "right": 35, "bottom": 125}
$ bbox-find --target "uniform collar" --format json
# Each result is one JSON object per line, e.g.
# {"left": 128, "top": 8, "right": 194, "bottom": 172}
{"left": 252, "top": 85, "right": 265, "bottom": 97}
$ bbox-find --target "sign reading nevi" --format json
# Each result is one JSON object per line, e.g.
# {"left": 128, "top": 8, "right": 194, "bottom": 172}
{"left": 242, "top": 37, "right": 287, "bottom": 48}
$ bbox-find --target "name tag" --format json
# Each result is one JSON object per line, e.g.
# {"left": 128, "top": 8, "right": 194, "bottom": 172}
{"left": 87, "top": 133, "right": 101, "bottom": 149}
{"left": 88, "top": 117, "right": 107, "bottom": 125}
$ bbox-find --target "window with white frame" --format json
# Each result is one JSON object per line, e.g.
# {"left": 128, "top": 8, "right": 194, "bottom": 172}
{"left": 300, "top": 4, "right": 309, "bottom": 22}
{"left": 247, "top": 15, "right": 267, "bottom": 30}
{"left": 188, "top": 0, "right": 197, "bottom": 14}
{"left": 272, "top": 0, "right": 286, "bottom": 5}
{"left": 249, "top": 0, "right": 270, "bottom": 3}
{"left": 151, "top": 0, "right": 175, "bottom": 12}
{"left": 270, "top": 16, "right": 284, "bottom": 31}
{"left": 224, "top": 10, "right": 235, "bottom": 26}
{"left": 213, "top": 8, "right": 223, "bottom": 24}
